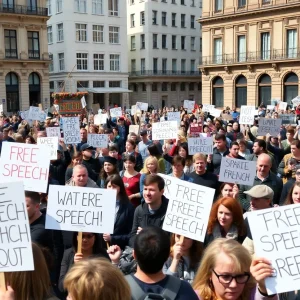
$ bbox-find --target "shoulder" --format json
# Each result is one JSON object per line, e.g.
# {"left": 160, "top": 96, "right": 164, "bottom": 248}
{"left": 283, "top": 153, "right": 293, "bottom": 161}
{"left": 176, "top": 278, "right": 199, "bottom": 300}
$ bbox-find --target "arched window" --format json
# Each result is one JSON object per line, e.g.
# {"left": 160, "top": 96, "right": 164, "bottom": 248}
{"left": 212, "top": 76, "right": 224, "bottom": 107}
{"left": 284, "top": 72, "right": 298, "bottom": 105}
{"left": 258, "top": 74, "right": 271, "bottom": 106}
{"left": 235, "top": 75, "right": 247, "bottom": 108}
{"left": 29, "top": 72, "right": 41, "bottom": 106}
{"left": 5, "top": 72, "right": 19, "bottom": 112}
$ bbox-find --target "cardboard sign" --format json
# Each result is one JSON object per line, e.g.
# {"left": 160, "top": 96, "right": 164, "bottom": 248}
{"left": 279, "top": 114, "right": 296, "bottom": 125}
{"left": 46, "top": 127, "right": 61, "bottom": 138}
{"left": 87, "top": 134, "right": 108, "bottom": 148}
{"left": 152, "top": 121, "right": 178, "bottom": 140}
{"left": 167, "top": 112, "right": 181, "bottom": 124}
{"left": 202, "top": 104, "right": 215, "bottom": 113}
{"left": 62, "top": 117, "right": 81, "bottom": 144}
{"left": 129, "top": 125, "right": 140, "bottom": 135}
{"left": 110, "top": 107, "right": 122, "bottom": 118}
{"left": 210, "top": 108, "right": 222, "bottom": 117}
{"left": 46, "top": 185, "right": 117, "bottom": 233}
{"left": 183, "top": 100, "right": 195, "bottom": 113}
{"left": 219, "top": 157, "right": 256, "bottom": 186}
{"left": 257, "top": 118, "right": 282, "bottom": 136}
{"left": 136, "top": 102, "right": 148, "bottom": 111}
{"left": 37, "top": 137, "right": 59, "bottom": 160}
{"left": 94, "top": 114, "right": 107, "bottom": 125}
{"left": 81, "top": 96, "right": 87, "bottom": 109}
{"left": 59, "top": 99, "right": 82, "bottom": 114}
{"left": 247, "top": 204, "right": 300, "bottom": 294}
{"left": 278, "top": 102, "right": 287, "bottom": 111}
{"left": 188, "top": 137, "right": 213, "bottom": 155}
{"left": 131, "top": 105, "right": 141, "bottom": 116}
{"left": 0, "top": 182, "right": 34, "bottom": 271}
{"left": 239, "top": 106, "right": 256, "bottom": 125}
{"left": 158, "top": 174, "right": 215, "bottom": 242}
{"left": 0, "top": 143, "right": 50, "bottom": 193}
{"left": 28, "top": 106, "right": 40, "bottom": 120}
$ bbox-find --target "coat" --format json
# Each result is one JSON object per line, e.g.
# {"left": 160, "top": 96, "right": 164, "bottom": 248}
{"left": 65, "top": 178, "right": 99, "bottom": 188}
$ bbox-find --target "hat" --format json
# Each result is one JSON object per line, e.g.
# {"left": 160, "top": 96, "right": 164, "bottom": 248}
{"left": 80, "top": 143, "right": 93, "bottom": 151}
{"left": 103, "top": 156, "right": 117, "bottom": 165}
{"left": 140, "top": 130, "right": 147, "bottom": 136}
{"left": 244, "top": 185, "right": 274, "bottom": 199}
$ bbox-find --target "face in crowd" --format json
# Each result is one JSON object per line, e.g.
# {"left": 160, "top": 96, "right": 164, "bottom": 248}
{"left": 73, "top": 167, "right": 88, "bottom": 187}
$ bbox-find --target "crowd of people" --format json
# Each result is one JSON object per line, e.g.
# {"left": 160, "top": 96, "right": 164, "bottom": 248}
{"left": 0, "top": 102, "right": 300, "bottom": 300}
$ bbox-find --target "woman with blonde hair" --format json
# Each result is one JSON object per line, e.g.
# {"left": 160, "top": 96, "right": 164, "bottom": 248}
{"left": 193, "top": 239, "right": 277, "bottom": 300}
{"left": 64, "top": 258, "right": 131, "bottom": 300}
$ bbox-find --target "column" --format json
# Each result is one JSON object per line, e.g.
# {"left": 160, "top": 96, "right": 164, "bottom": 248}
{"left": 20, "top": 73, "right": 29, "bottom": 110}
{"left": 146, "top": 83, "right": 152, "bottom": 105}
{"left": 104, "top": 93, "right": 109, "bottom": 108}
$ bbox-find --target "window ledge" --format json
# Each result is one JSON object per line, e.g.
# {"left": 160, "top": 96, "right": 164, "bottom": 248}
{"left": 57, "top": 40, "right": 64, "bottom": 43}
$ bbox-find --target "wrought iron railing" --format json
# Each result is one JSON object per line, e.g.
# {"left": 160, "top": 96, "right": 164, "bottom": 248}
{"left": 0, "top": 4, "right": 48, "bottom": 16}
{"left": 129, "top": 70, "right": 200, "bottom": 76}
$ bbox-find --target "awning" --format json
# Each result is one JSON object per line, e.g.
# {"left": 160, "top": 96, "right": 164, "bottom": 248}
{"left": 78, "top": 88, "right": 132, "bottom": 94}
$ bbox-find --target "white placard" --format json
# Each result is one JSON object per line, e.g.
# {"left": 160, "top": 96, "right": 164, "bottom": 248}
{"left": 159, "top": 174, "right": 215, "bottom": 242}
{"left": 188, "top": 137, "right": 213, "bottom": 155}
{"left": 219, "top": 157, "right": 256, "bottom": 186}
{"left": 37, "top": 137, "right": 59, "bottom": 160}
{"left": 110, "top": 107, "right": 122, "bottom": 118}
{"left": 152, "top": 121, "right": 178, "bottom": 140}
{"left": 0, "top": 142, "right": 51, "bottom": 193}
{"left": 267, "top": 105, "right": 275, "bottom": 111}
{"left": 202, "top": 104, "right": 215, "bottom": 113}
{"left": 183, "top": 100, "right": 195, "bottom": 112}
{"left": 28, "top": 106, "right": 40, "bottom": 120}
{"left": 0, "top": 182, "right": 34, "bottom": 271}
{"left": 46, "top": 127, "right": 61, "bottom": 138}
{"left": 0, "top": 104, "right": 3, "bottom": 113}
{"left": 247, "top": 204, "right": 300, "bottom": 294}
{"left": 62, "top": 117, "right": 81, "bottom": 145}
{"left": 46, "top": 185, "right": 117, "bottom": 233}
{"left": 257, "top": 118, "right": 282, "bottom": 136}
{"left": 87, "top": 134, "right": 108, "bottom": 148}
{"left": 167, "top": 112, "right": 181, "bottom": 123}
{"left": 94, "top": 114, "right": 107, "bottom": 125}
{"left": 131, "top": 105, "right": 141, "bottom": 116}
{"left": 291, "top": 96, "right": 300, "bottom": 107}
{"left": 129, "top": 125, "right": 140, "bottom": 135}
{"left": 239, "top": 106, "right": 256, "bottom": 125}
{"left": 210, "top": 108, "right": 222, "bottom": 117}
{"left": 81, "top": 96, "right": 87, "bottom": 108}
{"left": 136, "top": 102, "right": 148, "bottom": 111}
{"left": 278, "top": 102, "right": 287, "bottom": 111}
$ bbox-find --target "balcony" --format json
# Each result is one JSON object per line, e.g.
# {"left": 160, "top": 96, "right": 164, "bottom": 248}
{"left": 28, "top": 50, "right": 40, "bottom": 59}
{"left": 200, "top": 49, "right": 300, "bottom": 67}
{"left": 5, "top": 49, "right": 18, "bottom": 59}
{"left": 0, "top": 4, "right": 48, "bottom": 16}
{"left": 129, "top": 70, "right": 200, "bottom": 77}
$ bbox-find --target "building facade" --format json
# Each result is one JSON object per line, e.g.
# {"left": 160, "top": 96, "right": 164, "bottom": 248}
{"left": 199, "top": 0, "right": 300, "bottom": 108}
{"left": 127, "top": 0, "right": 202, "bottom": 108}
{"left": 0, "top": 0, "right": 50, "bottom": 113}
{"left": 47, "top": 0, "right": 129, "bottom": 109}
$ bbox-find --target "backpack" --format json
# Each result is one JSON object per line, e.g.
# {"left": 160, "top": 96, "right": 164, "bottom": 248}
{"left": 125, "top": 274, "right": 181, "bottom": 300}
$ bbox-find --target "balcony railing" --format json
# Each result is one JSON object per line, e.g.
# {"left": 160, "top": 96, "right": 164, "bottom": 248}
{"left": 200, "top": 48, "right": 300, "bottom": 66}
{"left": 129, "top": 70, "right": 200, "bottom": 77}
{"left": 0, "top": 4, "right": 48, "bottom": 16}
{"left": 28, "top": 50, "right": 40, "bottom": 59}
{"left": 5, "top": 49, "right": 18, "bottom": 59}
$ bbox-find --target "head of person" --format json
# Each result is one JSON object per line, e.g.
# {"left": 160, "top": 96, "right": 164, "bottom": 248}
{"left": 108, "top": 144, "right": 119, "bottom": 158}
{"left": 286, "top": 126, "right": 295, "bottom": 140}
{"left": 232, "top": 122, "right": 239, "bottom": 131}
{"left": 252, "top": 139, "right": 266, "bottom": 155}
{"left": 72, "top": 232, "right": 106, "bottom": 254}
{"left": 25, "top": 135, "right": 36, "bottom": 144}
{"left": 219, "top": 183, "right": 235, "bottom": 198}
{"left": 143, "top": 156, "right": 158, "bottom": 174}
{"left": 133, "top": 226, "right": 170, "bottom": 275}
{"left": 256, "top": 153, "right": 271, "bottom": 178}
{"left": 123, "top": 154, "right": 136, "bottom": 171}
{"left": 80, "top": 143, "right": 93, "bottom": 159}
{"left": 72, "top": 165, "right": 89, "bottom": 187}
{"left": 193, "top": 239, "right": 255, "bottom": 300}
{"left": 291, "top": 140, "right": 300, "bottom": 157}
{"left": 140, "top": 129, "right": 148, "bottom": 140}
{"left": 229, "top": 142, "right": 240, "bottom": 158}
{"left": 270, "top": 136, "right": 279, "bottom": 145}
{"left": 125, "top": 139, "right": 136, "bottom": 153}
{"left": 172, "top": 155, "right": 186, "bottom": 177}
{"left": 103, "top": 156, "right": 118, "bottom": 175}
{"left": 37, "top": 131, "right": 47, "bottom": 138}
{"left": 177, "top": 129, "right": 187, "bottom": 143}
{"left": 178, "top": 143, "right": 189, "bottom": 158}
{"left": 89, "top": 125, "right": 98, "bottom": 134}
{"left": 215, "top": 120, "right": 223, "bottom": 130}
{"left": 215, "top": 133, "right": 227, "bottom": 151}
{"left": 285, "top": 181, "right": 300, "bottom": 205}
{"left": 226, "top": 123, "right": 233, "bottom": 133}
{"left": 238, "top": 140, "right": 247, "bottom": 153}
{"left": 105, "top": 174, "right": 129, "bottom": 203}
{"left": 147, "top": 144, "right": 161, "bottom": 158}
{"left": 244, "top": 185, "right": 274, "bottom": 211}
{"left": 25, "top": 191, "right": 41, "bottom": 223}
{"left": 128, "top": 132, "right": 138, "bottom": 142}
{"left": 70, "top": 152, "right": 83, "bottom": 167}
{"left": 112, "top": 126, "right": 119, "bottom": 137}
{"left": 64, "top": 258, "right": 131, "bottom": 300}
{"left": 193, "top": 153, "right": 207, "bottom": 175}
{"left": 105, "top": 128, "right": 114, "bottom": 141}
{"left": 80, "top": 128, "right": 87, "bottom": 141}
{"left": 143, "top": 174, "right": 165, "bottom": 207}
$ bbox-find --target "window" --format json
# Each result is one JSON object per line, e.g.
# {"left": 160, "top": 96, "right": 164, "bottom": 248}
{"left": 190, "top": 15, "right": 195, "bottom": 29}
{"left": 215, "top": 0, "right": 222, "bottom": 11}
{"left": 140, "top": 34, "right": 145, "bottom": 49}
{"left": 287, "top": 29, "right": 297, "bottom": 58}
{"left": 27, "top": 31, "right": 40, "bottom": 59}
{"left": 162, "top": 82, "right": 168, "bottom": 91}
{"left": 47, "top": 26, "right": 53, "bottom": 44}
{"left": 76, "top": 24, "right": 87, "bottom": 42}
{"left": 237, "top": 35, "right": 246, "bottom": 62}
{"left": 49, "top": 54, "right": 53, "bottom": 72}
{"left": 153, "top": 34, "right": 158, "bottom": 48}
{"left": 108, "top": 0, "right": 119, "bottom": 16}
{"left": 49, "top": 81, "right": 54, "bottom": 89}
{"left": 172, "top": 13, "right": 176, "bottom": 27}
{"left": 190, "top": 59, "right": 195, "bottom": 72}
{"left": 131, "top": 36, "right": 136, "bottom": 50}
{"left": 56, "top": 0, "right": 62, "bottom": 12}
{"left": 172, "top": 35, "right": 177, "bottom": 49}
{"left": 140, "top": 11, "right": 145, "bottom": 25}
{"left": 172, "top": 0, "right": 176, "bottom": 3}
{"left": 162, "top": 12, "right": 167, "bottom": 26}
{"left": 162, "top": 58, "right": 167, "bottom": 73}
{"left": 200, "top": 37, "right": 202, "bottom": 52}
{"left": 141, "top": 58, "right": 146, "bottom": 74}
{"left": 110, "top": 54, "right": 120, "bottom": 71}
{"left": 77, "top": 81, "right": 89, "bottom": 88}
{"left": 152, "top": 83, "right": 158, "bottom": 91}
{"left": 153, "top": 58, "right": 158, "bottom": 73}
{"left": 198, "top": 82, "right": 202, "bottom": 90}
{"left": 181, "top": 59, "right": 186, "bottom": 73}
{"left": 130, "top": 14, "right": 135, "bottom": 27}
{"left": 109, "top": 81, "right": 121, "bottom": 87}
{"left": 189, "top": 83, "right": 194, "bottom": 91}
{"left": 94, "top": 53, "right": 104, "bottom": 70}
{"left": 284, "top": 72, "right": 298, "bottom": 104}
{"left": 172, "top": 59, "right": 177, "bottom": 73}
{"left": 181, "top": 14, "right": 185, "bottom": 28}
{"left": 181, "top": 36, "right": 185, "bottom": 50}
{"left": 181, "top": 0, "right": 185, "bottom": 4}
{"left": 5, "top": 30, "right": 17, "bottom": 58}
{"left": 76, "top": 53, "right": 88, "bottom": 70}
{"left": 93, "top": 81, "right": 105, "bottom": 87}
{"left": 238, "top": 0, "right": 246, "bottom": 7}
{"left": 162, "top": 35, "right": 167, "bottom": 49}
{"left": 235, "top": 75, "right": 247, "bottom": 107}
{"left": 93, "top": 25, "right": 104, "bottom": 43}
{"left": 57, "top": 23, "right": 64, "bottom": 42}
{"left": 191, "top": 0, "right": 195, "bottom": 6}
{"left": 142, "top": 83, "right": 146, "bottom": 92}
{"left": 171, "top": 83, "right": 176, "bottom": 91}
{"left": 261, "top": 32, "right": 270, "bottom": 60}
{"left": 214, "top": 38, "right": 222, "bottom": 63}
{"left": 58, "top": 53, "right": 65, "bottom": 71}
{"left": 212, "top": 76, "right": 224, "bottom": 107}
{"left": 5, "top": 72, "right": 19, "bottom": 112}
{"left": 258, "top": 74, "right": 271, "bottom": 105}
{"left": 152, "top": 10, "right": 157, "bottom": 25}
{"left": 74, "top": 0, "right": 86, "bottom": 13}
{"left": 131, "top": 59, "right": 136, "bottom": 72}
{"left": 191, "top": 36, "right": 195, "bottom": 50}
{"left": 180, "top": 82, "right": 185, "bottom": 91}
{"left": 109, "top": 26, "right": 119, "bottom": 44}
{"left": 47, "top": 0, "right": 52, "bottom": 15}
{"left": 92, "top": 0, "right": 103, "bottom": 14}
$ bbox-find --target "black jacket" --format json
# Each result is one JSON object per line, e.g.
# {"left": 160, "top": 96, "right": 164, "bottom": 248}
{"left": 50, "top": 150, "right": 71, "bottom": 185}
{"left": 82, "top": 158, "right": 101, "bottom": 182}
{"left": 279, "top": 178, "right": 295, "bottom": 206}
{"left": 129, "top": 196, "right": 169, "bottom": 247}
{"left": 207, "top": 147, "right": 230, "bottom": 175}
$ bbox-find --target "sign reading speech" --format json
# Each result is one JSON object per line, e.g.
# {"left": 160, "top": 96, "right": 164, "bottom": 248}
{"left": 188, "top": 137, "right": 213, "bottom": 155}
{"left": 257, "top": 118, "right": 282, "bottom": 136}
{"left": 152, "top": 121, "right": 178, "bottom": 140}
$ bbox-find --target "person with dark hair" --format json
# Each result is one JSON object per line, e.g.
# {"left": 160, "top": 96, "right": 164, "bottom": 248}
{"left": 80, "top": 143, "right": 101, "bottom": 182}
{"left": 170, "top": 155, "right": 193, "bottom": 182}
{"left": 122, "top": 139, "right": 143, "bottom": 172}
{"left": 98, "top": 156, "right": 119, "bottom": 188}
{"left": 227, "top": 141, "right": 245, "bottom": 160}
{"left": 226, "top": 121, "right": 240, "bottom": 141}
{"left": 76, "top": 128, "right": 88, "bottom": 152}
{"left": 125, "top": 227, "right": 198, "bottom": 299}
{"left": 147, "top": 143, "right": 166, "bottom": 174}
{"left": 108, "top": 144, "right": 123, "bottom": 171}
{"left": 138, "top": 130, "right": 153, "bottom": 162}
{"left": 106, "top": 128, "right": 124, "bottom": 154}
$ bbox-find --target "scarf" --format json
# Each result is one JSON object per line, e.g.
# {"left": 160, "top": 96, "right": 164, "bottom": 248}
{"left": 212, "top": 224, "right": 239, "bottom": 240}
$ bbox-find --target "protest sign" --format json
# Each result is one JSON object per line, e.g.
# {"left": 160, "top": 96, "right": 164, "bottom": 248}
{"left": 27, "top": 106, "right": 40, "bottom": 120}
{"left": 46, "top": 185, "right": 117, "bottom": 233}
{"left": 257, "top": 118, "right": 282, "bottom": 136}
{"left": 136, "top": 102, "right": 148, "bottom": 111}
{"left": 0, "top": 142, "right": 50, "bottom": 192}
{"left": 210, "top": 108, "right": 222, "bottom": 117}
{"left": 183, "top": 100, "right": 195, "bottom": 112}
{"left": 129, "top": 125, "right": 140, "bottom": 135}
{"left": 278, "top": 102, "right": 287, "bottom": 111}
{"left": 247, "top": 204, "right": 300, "bottom": 294}
{"left": 131, "top": 105, "right": 141, "bottom": 115}
{"left": 81, "top": 96, "right": 86, "bottom": 108}
{"left": 37, "top": 137, "right": 59, "bottom": 160}
{"left": 62, "top": 117, "right": 81, "bottom": 144}
{"left": 279, "top": 114, "right": 296, "bottom": 125}
{"left": 158, "top": 174, "right": 215, "bottom": 242}
{"left": 167, "top": 112, "right": 181, "bottom": 124}
{"left": 239, "top": 106, "right": 256, "bottom": 125}
{"left": 87, "top": 134, "right": 108, "bottom": 148}
{"left": 188, "top": 137, "right": 213, "bottom": 155}
{"left": 202, "top": 104, "right": 215, "bottom": 113}
{"left": 219, "top": 157, "right": 256, "bottom": 186}
{"left": 190, "top": 124, "right": 202, "bottom": 134}
{"left": 152, "top": 121, "right": 178, "bottom": 140}
{"left": 292, "top": 96, "right": 300, "bottom": 107}
{"left": 46, "top": 127, "right": 61, "bottom": 138}
{"left": 267, "top": 105, "right": 275, "bottom": 111}
{"left": 110, "top": 107, "right": 122, "bottom": 118}
{"left": 0, "top": 104, "right": 3, "bottom": 114}
{"left": 94, "top": 114, "right": 107, "bottom": 125}
{"left": 0, "top": 181, "right": 34, "bottom": 271}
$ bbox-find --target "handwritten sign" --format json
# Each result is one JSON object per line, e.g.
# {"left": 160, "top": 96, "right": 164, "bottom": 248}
{"left": 279, "top": 114, "right": 296, "bottom": 125}
{"left": 158, "top": 174, "right": 215, "bottom": 242}
{"left": 188, "top": 137, "right": 213, "bottom": 155}
{"left": 0, "top": 182, "right": 34, "bottom": 271}
{"left": 129, "top": 125, "right": 140, "bottom": 135}
{"left": 46, "top": 185, "right": 116, "bottom": 233}
{"left": 110, "top": 107, "right": 122, "bottom": 118}
{"left": 247, "top": 204, "right": 300, "bottom": 294}
{"left": 46, "top": 127, "right": 61, "bottom": 138}
{"left": 152, "top": 121, "right": 178, "bottom": 140}
{"left": 136, "top": 102, "right": 148, "bottom": 111}
{"left": 81, "top": 96, "right": 86, "bottom": 108}
{"left": 219, "top": 157, "right": 256, "bottom": 186}
{"left": 0, "top": 143, "right": 50, "bottom": 193}
{"left": 0, "top": 104, "right": 3, "bottom": 114}
{"left": 257, "top": 118, "right": 282, "bottom": 136}
{"left": 202, "top": 104, "right": 215, "bottom": 113}
{"left": 267, "top": 105, "right": 275, "bottom": 111}
{"left": 190, "top": 124, "right": 202, "bottom": 134}
{"left": 131, "top": 105, "right": 141, "bottom": 116}
{"left": 37, "top": 137, "right": 59, "bottom": 160}
{"left": 291, "top": 96, "right": 300, "bottom": 107}
{"left": 87, "top": 134, "right": 108, "bottom": 148}
{"left": 278, "top": 102, "right": 287, "bottom": 111}
{"left": 183, "top": 100, "right": 195, "bottom": 113}
{"left": 28, "top": 106, "right": 40, "bottom": 120}
{"left": 210, "top": 108, "right": 222, "bottom": 117}
{"left": 167, "top": 112, "right": 181, "bottom": 123}
{"left": 94, "top": 114, "right": 107, "bottom": 125}
{"left": 62, "top": 117, "right": 81, "bottom": 144}
{"left": 239, "top": 106, "right": 256, "bottom": 125}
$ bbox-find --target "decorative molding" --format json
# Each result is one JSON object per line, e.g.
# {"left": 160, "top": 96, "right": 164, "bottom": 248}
{"left": 200, "top": 68, "right": 208, "bottom": 76}
{"left": 248, "top": 74, "right": 256, "bottom": 79}
{"left": 202, "top": 76, "right": 210, "bottom": 81}
{"left": 224, "top": 66, "right": 230, "bottom": 74}
{"left": 224, "top": 75, "right": 233, "bottom": 80}
{"left": 273, "top": 73, "right": 280, "bottom": 78}
{"left": 247, "top": 65, "right": 253, "bottom": 73}
{"left": 272, "top": 63, "right": 279, "bottom": 72}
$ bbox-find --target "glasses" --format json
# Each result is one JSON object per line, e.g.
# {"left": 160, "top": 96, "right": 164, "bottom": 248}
{"left": 212, "top": 270, "right": 250, "bottom": 284}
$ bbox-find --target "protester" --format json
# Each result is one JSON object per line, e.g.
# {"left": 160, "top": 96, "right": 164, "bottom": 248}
{"left": 284, "top": 181, "right": 300, "bottom": 205}
{"left": 80, "top": 143, "right": 101, "bottom": 182}
{"left": 66, "top": 164, "right": 98, "bottom": 188}
{"left": 76, "top": 128, "right": 88, "bottom": 151}
{"left": 140, "top": 156, "right": 159, "bottom": 194}
{"left": 138, "top": 129, "right": 153, "bottom": 162}
{"left": 65, "top": 152, "right": 83, "bottom": 182}
{"left": 216, "top": 182, "right": 239, "bottom": 200}
{"left": 147, "top": 143, "right": 166, "bottom": 174}
{"left": 169, "top": 155, "right": 193, "bottom": 182}
{"left": 122, "top": 139, "right": 143, "bottom": 172}
{"left": 227, "top": 141, "right": 245, "bottom": 159}
{"left": 98, "top": 156, "right": 118, "bottom": 187}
